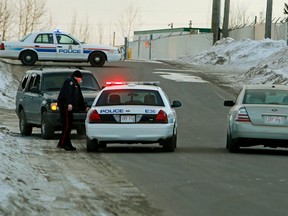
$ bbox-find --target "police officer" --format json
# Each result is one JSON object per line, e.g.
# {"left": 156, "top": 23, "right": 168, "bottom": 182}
{"left": 57, "top": 70, "right": 86, "bottom": 151}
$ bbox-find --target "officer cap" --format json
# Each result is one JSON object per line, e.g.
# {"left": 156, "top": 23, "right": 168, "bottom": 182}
{"left": 73, "top": 70, "right": 82, "bottom": 78}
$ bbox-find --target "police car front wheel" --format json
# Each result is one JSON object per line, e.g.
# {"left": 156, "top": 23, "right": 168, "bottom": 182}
{"left": 89, "top": 52, "right": 105, "bottom": 67}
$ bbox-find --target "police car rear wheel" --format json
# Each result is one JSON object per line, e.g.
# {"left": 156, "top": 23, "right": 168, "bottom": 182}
{"left": 20, "top": 51, "right": 37, "bottom": 66}
{"left": 89, "top": 52, "right": 105, "bottom": 67}
{"left": 99, "top": 142, "right": 107, "bottom": 149}
{"left": 163, "top": 133, "right": 177, "bottom": 152}
{"left": 19, "top": 109, "right": 32, "bottom": 136}
{"left": 86, "top": 137, "right": 99, "bottom": 152}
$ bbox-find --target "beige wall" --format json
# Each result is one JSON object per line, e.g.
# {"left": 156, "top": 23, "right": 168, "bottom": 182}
{"left": 130, "top": 22, "right": 287, "bottom": 60}
{"left": 131, "top": 33, "right": 213, "bottom": 60}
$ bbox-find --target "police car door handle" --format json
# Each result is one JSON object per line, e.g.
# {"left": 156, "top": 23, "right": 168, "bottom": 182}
{"left": 57, "top": 46, "right": 62, "bottom": 48}
{"left": 35, "top": 45, "right": 39, "bottom": 47}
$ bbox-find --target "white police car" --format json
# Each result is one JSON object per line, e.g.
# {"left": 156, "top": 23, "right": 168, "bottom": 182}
{"left": 85, "top": 82, "right": 182, "bottom": 152}
{"left": 0, "top": 29, "right": 122, "bottom": 67}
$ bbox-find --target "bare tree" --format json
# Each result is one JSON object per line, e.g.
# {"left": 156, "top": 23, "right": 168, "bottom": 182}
{"left": 45, "top": 12, "right": 55, "bottom": 31}
{"left": 69, "top": 11, "right": 78, "bottom": 35}
{"left": 229, "top": 2, "right": 253, "bottom": 29}
{"left": 117, "top": 4, "right": 141, "bottom": 41}
{"left": 97, "top": 21, "right": 105, "bottom": 44}
{"left": 0, "top": 0, "right": 13, "bottom": 41}
{"left": 68, "top": 12, "right": 91, "bottom": 43}
{"left": 16, "top": 0, "right": 48, "bottom": 38}
{"left": 78, "top": 16, "right": 90, "bottom": 42}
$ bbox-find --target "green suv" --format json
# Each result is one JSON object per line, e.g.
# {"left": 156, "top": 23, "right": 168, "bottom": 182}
{"left": 15, "top": 67, "right": 100, "bottom": 139}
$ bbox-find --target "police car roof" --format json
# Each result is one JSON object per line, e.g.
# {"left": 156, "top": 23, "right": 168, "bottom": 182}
{"left": 103, "top": 83, "right": 161, "bottom": 91}
{"left": 27, "top": 67, "right": 92, "bottom": 74}
{"left": 29, "top": 30, "right": 70, "bottom": 35}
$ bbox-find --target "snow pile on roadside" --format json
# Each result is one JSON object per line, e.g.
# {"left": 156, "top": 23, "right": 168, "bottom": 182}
{"left": 0, "top": 129, "right": 48, "bottom": 215}
{"left": 178, "top": 37, "right": 288, "bottom": 87}
{"left": 0, "top": 64, "right": 19, "bottom": 109}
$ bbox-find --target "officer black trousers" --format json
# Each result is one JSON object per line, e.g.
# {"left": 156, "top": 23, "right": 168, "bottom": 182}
{"left": 58, "top": 109, "right": 73, "bottom": 146}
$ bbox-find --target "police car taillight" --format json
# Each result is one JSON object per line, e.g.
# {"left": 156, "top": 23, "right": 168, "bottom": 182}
{"left": 89, "top": 110, "right": 101, "bottom": 123}
{"left": 0, "top": 43, "right": 5, "bottom": 50}
{"left": 155, "top": 110, "right": 168, "bottom": 123}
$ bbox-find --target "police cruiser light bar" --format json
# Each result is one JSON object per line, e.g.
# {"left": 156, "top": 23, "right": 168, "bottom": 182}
{"left": 53, "top": 28, "right": 62, "bottom": 33}
{"left": 105, "top": 81, "right": 160, "bottom": 86}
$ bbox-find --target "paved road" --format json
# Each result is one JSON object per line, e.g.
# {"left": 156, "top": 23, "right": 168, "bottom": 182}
{"left": 88, "top": 61, "right": 288, "bottom": 216}
{"left": 8, "top": 60, "right": 288, "bottom": 216}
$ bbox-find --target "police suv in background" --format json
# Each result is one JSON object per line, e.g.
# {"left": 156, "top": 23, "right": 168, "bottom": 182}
{"left": 0, "top": 29, "right": 122, "bottom": 67}
{"left": 85, "top": 81, "right": 182, "bottom": 152}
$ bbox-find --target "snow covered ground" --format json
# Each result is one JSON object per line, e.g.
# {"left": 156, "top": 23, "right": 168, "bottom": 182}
{"left": 179, "top": 37, "right": 288, "bottom": 91}
{"left": 0, "top": 63, "right": 19, "bottom": 110}
{"left": 1, "top": 37, "right": 288, "bottom": 214}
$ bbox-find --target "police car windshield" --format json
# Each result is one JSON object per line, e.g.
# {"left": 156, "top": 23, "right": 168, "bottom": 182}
{"left": 43, "top": 73, "right": 100, "bottom": 91}
{"left": 96, "top": 89, "right": 164, "bottom": 106}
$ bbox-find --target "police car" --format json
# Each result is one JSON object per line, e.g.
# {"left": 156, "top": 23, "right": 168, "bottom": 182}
{"left": 0, "top": 29, "right": 122, "bottom": 67}
{"left": 85, "top": 82, "right": 182, "bottom": 152}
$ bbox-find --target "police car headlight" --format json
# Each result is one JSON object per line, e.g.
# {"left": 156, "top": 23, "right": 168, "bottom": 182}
{"left": 50, "top": 102, "right": 58, "bottom": 111}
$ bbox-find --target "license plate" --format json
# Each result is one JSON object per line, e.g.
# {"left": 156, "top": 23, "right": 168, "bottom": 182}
{"left": 121, "top": 115, "right": 135, "bottom": 123}
{"left": 265, "top": 115, "right": 284, "bottom": 125}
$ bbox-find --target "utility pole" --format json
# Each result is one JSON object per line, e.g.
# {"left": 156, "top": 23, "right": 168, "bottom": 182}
{"left": 222, "top": 0, "right": 230, "bottom": 38}
{"left": 265, "top": 0, "right": 273, "bottom": 38}
{"left": 211, "top": 0, "right": 221, "bottom": 44}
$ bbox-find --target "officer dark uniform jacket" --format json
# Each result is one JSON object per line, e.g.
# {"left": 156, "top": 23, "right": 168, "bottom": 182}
{"left": 57, "top": 70, "right": 85, "bottom": 151}
{"left": 57, "top": 74, "right": 85, "bottom": 112}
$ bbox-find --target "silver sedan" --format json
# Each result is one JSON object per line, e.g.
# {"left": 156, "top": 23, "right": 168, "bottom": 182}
{"left": 224, "top": 84, "right": 288, "bottom": 152}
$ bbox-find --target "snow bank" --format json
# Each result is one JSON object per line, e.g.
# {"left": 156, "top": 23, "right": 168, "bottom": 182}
{"left": 0, "top": 64, "right": 19, "bottom": 109}
{"left": 179, "top": 37, "right": 288, "bottom": 86}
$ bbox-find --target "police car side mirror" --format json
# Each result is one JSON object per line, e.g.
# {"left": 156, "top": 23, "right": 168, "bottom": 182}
{"left": 171, "top": 100, "right": 181, "bottom": 108}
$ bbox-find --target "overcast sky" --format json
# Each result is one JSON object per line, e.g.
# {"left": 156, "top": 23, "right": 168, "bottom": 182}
{"left": 45, "top": 0, "right": 287, "bottom": 44}
{"left": 46, "top": 0, "right": 286, "bottom": 29}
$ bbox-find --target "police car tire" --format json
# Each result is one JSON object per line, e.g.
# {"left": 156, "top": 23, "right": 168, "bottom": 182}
{"left": 163, "top": 133, "right": 177, "bottom": 152}
{"left": 86, "top": 137, "right": 99, "bottom": 152}
{"left": 99, "top": 142, "right": 107, "bottom": 149}
{"left": 89, "top": 52, "right": 105, "bottom": 67}
{"left": 19, "top": 109, "right": 32, "bottom": 136}
{"left": 20, "top": 51, "right": 37, "bottom": 66}
{"left": 41, "top": 111, "right": 55, "bottom": 139}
